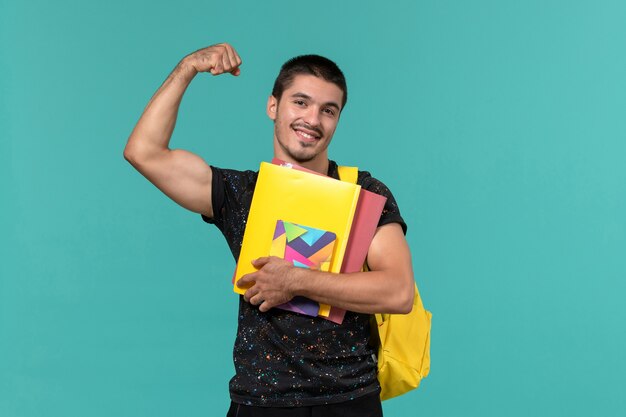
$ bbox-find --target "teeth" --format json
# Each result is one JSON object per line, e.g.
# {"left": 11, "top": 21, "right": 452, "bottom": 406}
{"left": 297, "top": 130, "right": 315, "bottom": 139}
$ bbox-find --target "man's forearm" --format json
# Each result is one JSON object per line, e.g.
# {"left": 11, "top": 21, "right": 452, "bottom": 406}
{"left": 290, "top": 267, "right": 415, "bottom": 314}
{"left": 124, "top": 61, "right": 197, "bottom": 161}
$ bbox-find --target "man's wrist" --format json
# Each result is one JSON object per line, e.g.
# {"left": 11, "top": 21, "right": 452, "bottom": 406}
{"left": 173, "top": 57, "right": 198, "bottom": 82}
{"left": 287, "top": 266, "right": 308, "bottom": 298}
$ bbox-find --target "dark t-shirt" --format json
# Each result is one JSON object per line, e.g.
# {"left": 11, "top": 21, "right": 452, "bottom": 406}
{"left": 203, "top": 160, "right": 406, "bottom": 407}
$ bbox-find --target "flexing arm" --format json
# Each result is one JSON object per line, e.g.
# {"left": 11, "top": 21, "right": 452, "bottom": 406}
{"left": 123, "top": 43, "right": 242, "bottom": 217}
{"left": 237, "top": 222, "right": 415, "bottom": 314}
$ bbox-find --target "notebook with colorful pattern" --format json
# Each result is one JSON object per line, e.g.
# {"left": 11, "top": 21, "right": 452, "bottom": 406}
{"left": 270, "top": 220, "right": 336, "bottom": 317}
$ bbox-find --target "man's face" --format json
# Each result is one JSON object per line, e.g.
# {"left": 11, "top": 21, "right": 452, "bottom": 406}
{"left": 267, "top": 74, "right": 344, "bottom": 166}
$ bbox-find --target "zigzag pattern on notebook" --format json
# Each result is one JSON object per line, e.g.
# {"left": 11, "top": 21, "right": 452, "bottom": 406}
{"left": 270, "top": 220, "right": 336, "bottom": 317}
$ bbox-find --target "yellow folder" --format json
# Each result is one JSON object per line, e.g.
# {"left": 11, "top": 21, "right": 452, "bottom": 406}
{"left": 233, "top": 162, "right": 362, "bottom": 317}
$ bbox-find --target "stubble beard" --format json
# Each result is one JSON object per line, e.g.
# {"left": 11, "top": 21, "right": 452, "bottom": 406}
{"left": 277, "top": 136, "right": 316, "bottom": 163}
{"left": 275, "top": 121, "right": 322, "bottom": 164}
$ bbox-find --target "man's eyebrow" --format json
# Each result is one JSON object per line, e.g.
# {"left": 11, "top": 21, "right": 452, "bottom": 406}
{"left": 290, "top": 92, "right": 341, "bottom": 110}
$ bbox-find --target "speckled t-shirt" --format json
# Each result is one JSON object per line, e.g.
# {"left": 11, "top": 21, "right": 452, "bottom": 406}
{"left": 202, "top": 160, "right": 406, "bottom": 407}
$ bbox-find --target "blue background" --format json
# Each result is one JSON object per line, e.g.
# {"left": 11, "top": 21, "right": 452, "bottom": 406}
{"left": 2, "top": 1, "right": 625, "bottom": 416}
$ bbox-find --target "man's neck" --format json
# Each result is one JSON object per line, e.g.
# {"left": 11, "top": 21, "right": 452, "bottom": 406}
{"left": 298, "top": 158, "right": 330, "bottom": 176}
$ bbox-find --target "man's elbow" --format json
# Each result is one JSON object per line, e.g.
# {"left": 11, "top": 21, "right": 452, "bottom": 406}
{"left": 123, "top": 149, "right": 134, "bottom": 165}
{"left": 123, "top": 140, "right": 141, "bottom": 165}
{"left": 123, "top": 141, "right": 150, "bottom": 169}
{"left": 387, "top": 280, "right": 415, "bottom": 314}
{"left": 398, "top": 285, "right": 415, "bottom": 314}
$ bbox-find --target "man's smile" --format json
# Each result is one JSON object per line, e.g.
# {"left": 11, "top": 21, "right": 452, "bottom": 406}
{"left": 292, "top": 124, "right": 322, "bottom": 143}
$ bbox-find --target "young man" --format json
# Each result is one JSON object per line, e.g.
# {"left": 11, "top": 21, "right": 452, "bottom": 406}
{"left": 124, "top": 43, "right": 415, "bottom": 417}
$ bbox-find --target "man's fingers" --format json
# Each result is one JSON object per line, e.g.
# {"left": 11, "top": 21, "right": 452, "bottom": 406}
{"left": 224, "top": 44, "right": 240, "bottom": 69}
{"left": 249, "top": 293, "right": 264, "bottom": 306}
{"left": 209, "top": 63, "right": 222, "bottom": 75}
{"left": 237, "top": 271, "right": 256, "bottom": 289}
{"left": 221, "top": 53, "right": 232, "bottom": 73}
{"left": 243, "top": 286, "right": 259, "bottom": 303}
{"left": 252, "top": 257, "right": 271, "bottom": 268}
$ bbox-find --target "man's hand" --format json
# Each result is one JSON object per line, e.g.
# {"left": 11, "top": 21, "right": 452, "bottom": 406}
{"left": 237, "top": 257, "right": 299, "bottom": 313}
{"left": 182, "top": 43, "right": 242, "bottom": 77}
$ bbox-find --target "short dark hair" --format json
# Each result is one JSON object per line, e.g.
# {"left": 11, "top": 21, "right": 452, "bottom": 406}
{"left": 272, "top": 55, "right": 348, "bottom": 109}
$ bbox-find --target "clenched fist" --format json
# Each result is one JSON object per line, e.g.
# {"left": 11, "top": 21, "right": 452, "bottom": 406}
{"left": 182, "top": 43, "right": 242, "bottom": 76}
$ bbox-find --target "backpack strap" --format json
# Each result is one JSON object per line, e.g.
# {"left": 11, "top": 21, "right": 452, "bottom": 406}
{"left": 337, "top": 165, "right": 358, "bottom": 184}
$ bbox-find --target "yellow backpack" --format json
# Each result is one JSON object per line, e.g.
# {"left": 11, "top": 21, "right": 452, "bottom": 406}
{"left": 338, "top": 165, "right": 432, "bottom": 401}
{"left": 374, "top": 283, "right": 432, "bottom": 400}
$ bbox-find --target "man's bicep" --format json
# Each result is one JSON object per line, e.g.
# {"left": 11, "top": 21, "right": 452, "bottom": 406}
{"left": 138, "top": 148, "right": 214, "bottom": 216}
{"left": 366, "top": 223, "right": 414, "bottom": 284}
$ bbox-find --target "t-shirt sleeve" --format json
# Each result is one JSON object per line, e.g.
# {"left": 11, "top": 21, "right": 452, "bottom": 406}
{"left": 359, "top": 173, "right": 408, "bottom": 235}
{"left": 200, "top": 166, "right": 223, "bottom": 226}
{"left": 200, "top": 166, "right": 256, "bottom": 230}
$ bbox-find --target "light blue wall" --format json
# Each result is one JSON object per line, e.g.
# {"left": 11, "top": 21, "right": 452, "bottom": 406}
{"left": 2, "top": 1, "right": 625, "bottom": 416}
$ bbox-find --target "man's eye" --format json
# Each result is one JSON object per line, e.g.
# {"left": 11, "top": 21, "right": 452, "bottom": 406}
{"left": 323, "top": 108, "right": 336, "bottom": 116}
{"left": 294, "top": 100, "right": 305, "bottom": 106}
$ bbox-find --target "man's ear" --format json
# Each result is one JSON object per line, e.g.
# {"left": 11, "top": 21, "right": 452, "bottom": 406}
{"left": 266, "top": 95, "right": 278, "bottom": 121}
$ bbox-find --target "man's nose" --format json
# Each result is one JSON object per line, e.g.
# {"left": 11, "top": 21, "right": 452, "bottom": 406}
{"left": 302, "top": 106, "right": 321, "bottom": 127}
